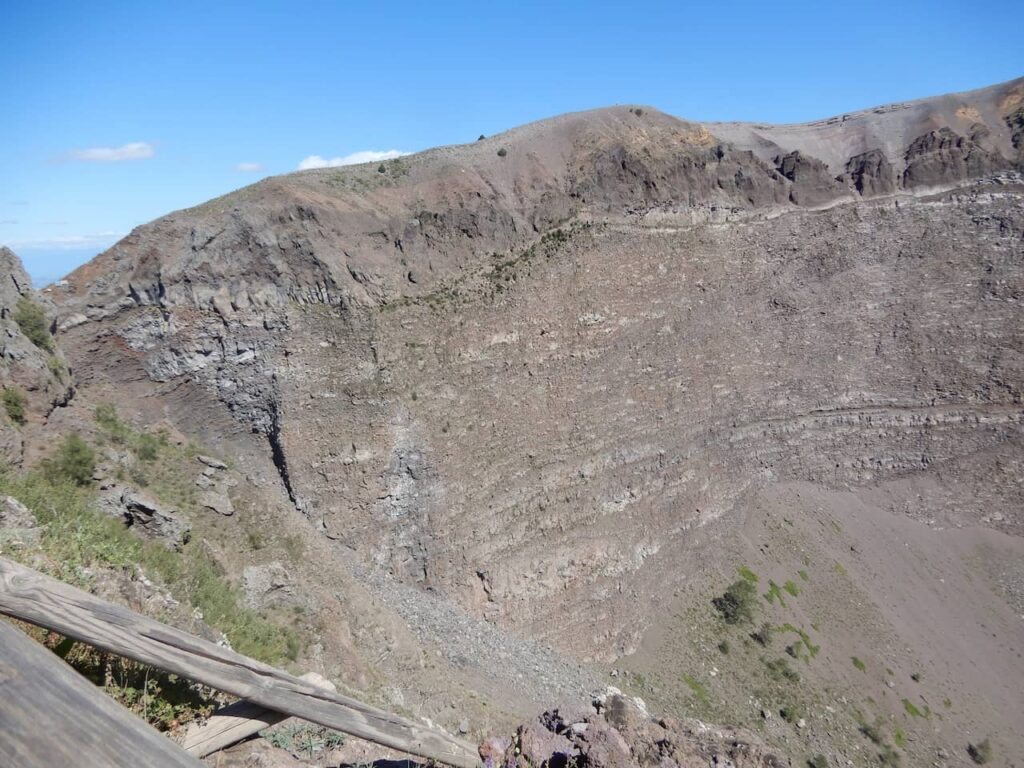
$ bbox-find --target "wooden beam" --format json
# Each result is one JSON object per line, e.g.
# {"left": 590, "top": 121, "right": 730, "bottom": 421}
{"left": 179, "top": 671, "right": 336, "bottom": 757}
{"left": 0, "top": 618, "right": 203, "bottom": 767}
{"left": 0, "top": 557, "right": 480, "bottom": 768}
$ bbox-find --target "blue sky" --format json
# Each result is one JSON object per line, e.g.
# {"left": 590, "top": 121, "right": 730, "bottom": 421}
{"left": 1, "top": 1, "right": 1021, "bottom": 286}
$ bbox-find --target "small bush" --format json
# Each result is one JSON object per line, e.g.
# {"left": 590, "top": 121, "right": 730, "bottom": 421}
{"left": 968, "top": 737, "right": 993, "bottom": 764}
{"left": 859, "top": 719, "right": 884, "bottom": 745}
{"left": 14, "top": 297, "right": 53, "bottom": 351}
{"left": 717, "top": 639, "right": 730, "bottom": 654}
{"left": 852, "top": 656, "right": 866, "bottom": 672}
{"left": 807, "top": 756, "right": 828, "bottom": 768}
{"left": 497, "top": 147, "right": 507, "bottom": 157}
{"left": 2, "top": 387, "right": 26, "bottom": 425}
{"left": 95, "top": 403, "right": 130, "bottom": 444}
{"left": 738, "top": 565, "right": 759, "bottom": 583}
{"left": 47, "top": 355, "right": 66, "bottom": 379}
{"left": 377, "top": 163, "right": 386, "bottom": 173}
{"left": 750, "top": 622, "right": 774, "bottom": 647}
{"left": 764, "top": 657, "right": 800, "bottom": 683}
{"left": 783, "top": 580, "right": 800, "bottom": 597}
{"left": 46, "top": 434, "right": 96, "bottom": 486}
{"left": 262, "top": 722, "right": 345, "bottom": 759}
{"left": 878, "top": 744, "right": 901, "bottom": 766}
{"left": 136, "top": 433, "right": 163, "bottom": 462}
{"left": 477, "top": 134, "right": 486, "bottom": 141}
{"left": 779, "top": 704, "right": 801, "bottom": 723}
{"left": 712, "top": 579, "right": 757, "bottom": 624}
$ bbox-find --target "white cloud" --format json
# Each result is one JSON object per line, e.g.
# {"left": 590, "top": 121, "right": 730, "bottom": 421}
{"left": 297, "top": 149, "right": 408, "bottom": 171}
{"left": 7, "top": 231, "right": 123, "bottom": 250}
{"left": 67, "top": 142, "right": 155, "bottom": 162}
{"left": 235, "top": 162, "right": 264, "bottom": 172}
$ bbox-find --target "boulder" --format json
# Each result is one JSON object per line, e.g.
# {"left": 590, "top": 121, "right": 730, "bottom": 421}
{"left": 120, "top": 488, "right": 190, "bottom": 550}
{"left": 198, "top": 489, "right": 234, "bottom": 516}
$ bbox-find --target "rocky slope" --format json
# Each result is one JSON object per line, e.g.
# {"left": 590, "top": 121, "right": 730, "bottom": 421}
{"left": 10, "top": 76, "right": 1024, "bottom": 764}
{"left": 0, "top": 247, "right": 72, "bottom": 464}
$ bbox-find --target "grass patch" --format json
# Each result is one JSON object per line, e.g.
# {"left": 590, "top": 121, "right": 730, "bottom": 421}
{"left": 798, "top": 569, "right": 809, "bottom": 581}
{"left": 763, "top": 657, "right": 800, "bottom": 683}
{"left": 834, "top": 561, "right": 846, "bottom": 575}
{"left": 893, "top": 728, "right": 906, "bottom": 747}
{"left": 738, "top": 565, "right": 759, "bottom": 583}
{"left": 763, "top": 580, "right": 786, "bottom": 606}
{"left": 14, "top": 296, "right": 53, "bottom": 351}
{"left": 2, "top": 387, "right": 26, "bottom": 425}
{"left": 681, "top": 674, "right": 711, "bottom": 706}
{"left": 902, "top": 698, "right": 928, "bottom": 718}
{"left": 783, "top": 579, "right": 801, "bottom": 597}
{"left": 852, "top": 656, "right": 866, "bottom": 672}
{"left": 0, "top": 470, "right": 298, "bottom": 664}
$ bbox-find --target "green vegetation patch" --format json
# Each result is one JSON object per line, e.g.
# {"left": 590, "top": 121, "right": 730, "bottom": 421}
{"left": 902, "top": 698, "right": 929, "bottom": 718}
{"left": 262, "top": 721, "right": 346, "bottom": 759}
{"left": 712, "top": 579, "right": 758, "bottom": 624}
{"left": 14, "top": 296, "right": 54, "bottom": 351}
{"left": 44, "top": 434, "right": 96, "bottom": 486}
{"left": 968, "top": 736, "right": 993, "bottom": 765}
{"left": 0, "top": 467, "right": 298, "bottom": 665}
{"left": 738, "top": 565, "right": 759, "bottom": 583}
{"left": 851, "top": 656, "right": 866, "bottom": 672}
{"left": 763, "top": 580, "right": 786, "bottom": 606}
{"left": 681, "top": 674, "right": 711, "bottom": 706}
{"left": 2, "top": 387, "right": 26, "bottom": 425}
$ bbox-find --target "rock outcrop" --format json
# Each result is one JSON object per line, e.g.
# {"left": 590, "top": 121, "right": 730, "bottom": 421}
{"left": 0, "top": 248, "right": 73, "bottom": 464}
{"left": 483, "top": 693, "right": 782, "bottom": 768}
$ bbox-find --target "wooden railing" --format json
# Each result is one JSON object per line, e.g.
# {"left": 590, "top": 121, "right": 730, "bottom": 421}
{"left": 0, "top": 556, "right": 479, "bottom": 768}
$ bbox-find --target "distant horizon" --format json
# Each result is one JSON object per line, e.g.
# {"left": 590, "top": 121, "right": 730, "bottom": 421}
{"left": 3, "top": 0, "right": 1023, "bottom": 286}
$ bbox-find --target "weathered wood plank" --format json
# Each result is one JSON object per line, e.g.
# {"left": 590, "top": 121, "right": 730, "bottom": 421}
{"left": 0, "top": 557, "right": 479, "bottom": 768}
{"left": 179, "top": 671, "right": 336, "bottom": 757}
{"left": 0, "top": 618, "right": 203, "bottom": 767}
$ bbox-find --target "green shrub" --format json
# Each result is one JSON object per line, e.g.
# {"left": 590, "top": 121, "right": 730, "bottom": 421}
{"left": 783, "top": 579, "right": 800, "bottom": 597}
{"left": 764, "top": 657, "right": 800, "bottom": 683}
{"left": 967, "top": 737, "right": 992, "bottom": 764}
{"left": 497, "top": 147, "right": 507, "bottom": 157}
{"left": 262, "top": 722, "right": 346, "bottom": 758}
{"left": 46, "top": 434, "right": 96, "bottom": 486}
{"left": 878, "top": 744, "right": 901, "bottom": 766}
{"left": 136, "top": 433, "right": 162, "bottom": 462}
{"left": 14, "top": 297, "right": 53, "bottom": 351}
{"left": 779, "top": 704, "right": 801, "bottom": 723}
{"left": 852, "top": 656, "right": 866, "bottom": 672}
{"left": 712, "top": 579, "right": 757, "bottom": 624}
{"left": 95, "top": 403, "right": 130, "bottom": 444}
{"left": 2, "top": 387, "right": 26, "bottom": 425}
{"left": 47, "top": 355, "right": 66, "bottom": 379}
{"left": 750, "top": 622, "right": 774, "bottom": 647}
